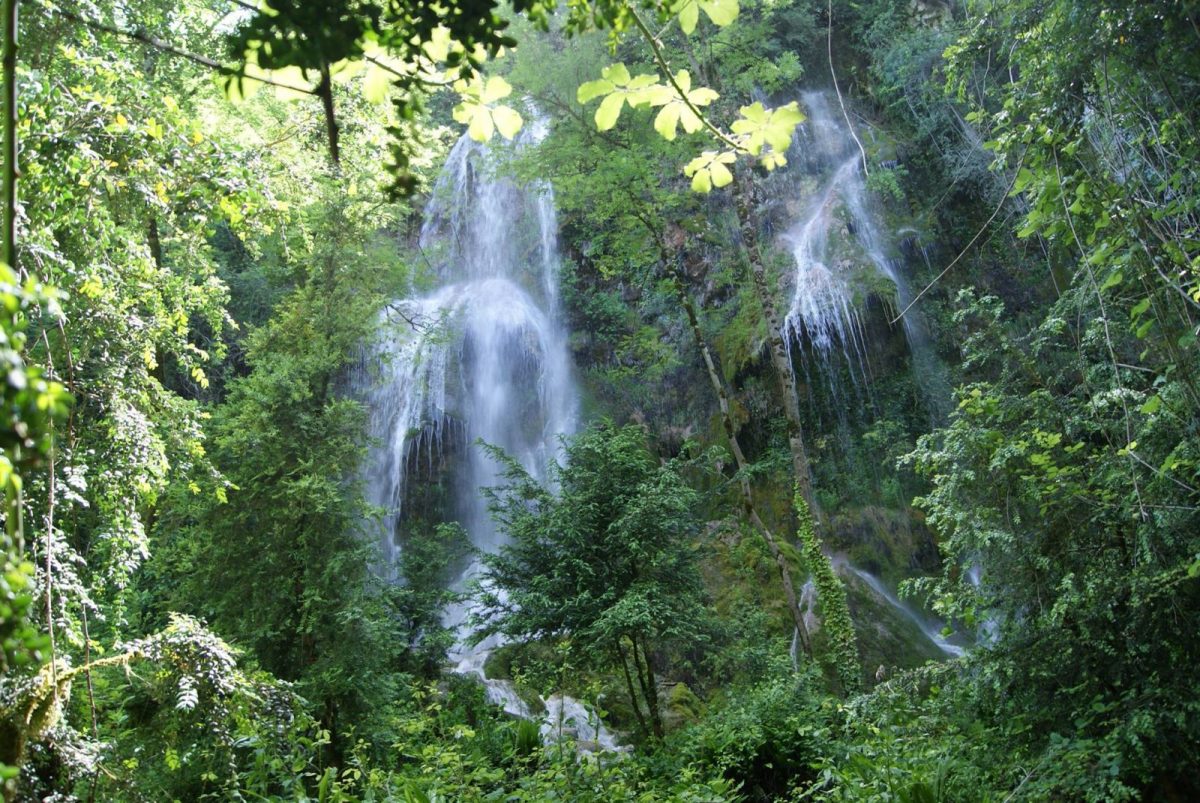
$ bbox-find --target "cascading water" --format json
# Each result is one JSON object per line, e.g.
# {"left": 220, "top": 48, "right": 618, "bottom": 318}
{"left": 781, "top": 91, "right": 949, "bottom": 420}
{"left": 357, "top": 133, "right": 574, "bottom": 574}
{"left": 837, "top": 560, "right": 966, "bottom": 658}
{"left": 355, "top": 131, "right": 620, "bottom": 749}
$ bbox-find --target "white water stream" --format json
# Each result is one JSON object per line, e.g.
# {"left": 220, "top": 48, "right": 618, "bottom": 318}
{"left": 782, "top": 91, "right": 949, "bottom": 420}
{"left": 840, "top": 561, "right": 965, "bottom": 658}
{"left": 355, "top": 132, "right": 620, "bottom": 750}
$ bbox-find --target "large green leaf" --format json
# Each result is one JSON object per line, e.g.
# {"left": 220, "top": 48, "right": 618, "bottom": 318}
{"left": 453, "top": 75, "right": 523, "bottom": 142}
{"left": 576, "top": 64, "right": 661, "bottom": 131}
{"left": 730, "top": 100, "right": 804, "bottom": 155}
{"left": 650, "top": 70, "right": 718, "bottom": 141}
{"left": 674, "top": 0, "right": 739, "bottom": 34}
{"left": 684, "top": 150, "right": 737, "bottom": 193}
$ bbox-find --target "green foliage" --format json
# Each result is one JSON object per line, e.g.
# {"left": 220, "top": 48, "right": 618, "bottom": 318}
{"left": 674, "top": 656, "right": 827, "bottom": 799}
{"left": 478, "top": 422, "right": 713, "bottom": 738}
{"left": 5, "top": 0, "right": 1200, "bottom": 800}
{"left": 396, "top": 522, "right": 472, "bottom": 674}
{"left": 794, "top": 491, "right": 860, "bottom": 695}
{"left": 0, "top": 267, "right": 66, "bottom": 669}
{"left": 796, "top": 666, "right": 999, "bottom": 802}
{"left": 152, "top": 190, "right": 407, "bottom": 749}
{"left": 906, "top": 288, "right": 1200, "bottom": 797}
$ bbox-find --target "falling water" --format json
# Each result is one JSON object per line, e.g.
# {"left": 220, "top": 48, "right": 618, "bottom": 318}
{"left": 838, "top": 560, "right": 966, "bottom": 658}
{"left": 782, "top": 91, "right": 949, "bottom": 420}
{"left": 356, "top": 134, "right": 575, "bottom": 568}
{"left": 353, "top": 131, "right": 612, "bottom": 741}
{"left": 967, "top": 563, "right": 1000, "bottom": 644}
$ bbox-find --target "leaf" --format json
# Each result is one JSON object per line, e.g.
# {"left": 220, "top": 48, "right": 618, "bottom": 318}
{"left": 594, "top": 93, "right": 625, "bottom": 131}
{"left": 675, "top": 0, "right": 738, "bottom": 33}
{"left": 1100, "top": 270, "right": 1123, "bottom": 291}
{"left": 491, "top": 106, "right": 523, "bottom": 140}
{"left": 760, "top": 150, "right": 787, "bottom": 170}
{"left": 684, "top": 150, "right": 736, "bottom": 193}
{"left": 1139, "top": 395, "right": 1162, "bottom": 415}
{"left": 577, "top": 79, "right": 613, "bottom": 104}
{"left": 731, "top": 101, "right": 804, "bottom": 155}
{"left": 700, "top": 0, "right": 739, "bottom": 27}
{"left": 678, "top": 1, "right": 700, "bottom": 33}
{"left": 649, "top": 71, "right": 717, "bottom": 140}
{"left": 480, "top": 76, "right": 512, "bottom": 104}
{"left": 576, "top": 64, "right": 661, "bottom": 131}
{"left": 222, "top": 73, "right": 262, "bottom": 102}
{"left": 422, "top": 26, "right": 453, "bottom": 62}
{"left": 362, "top": 63, "right": 392, "bottom": 104}
{"left": 453, "top": 75, "right": 523, "bottom": 141}
{"left": 270, "top": 65, "right": 314, "bottom": 101}
{"left": 458, "top": 104, "right": 493, "bottom": 141}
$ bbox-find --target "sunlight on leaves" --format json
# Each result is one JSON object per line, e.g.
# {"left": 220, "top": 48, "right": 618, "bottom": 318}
{"left": 684, "top": 150, "right": 737, "bottom": 193}
{"left": 649, "top": 70, "right": 718, "bottom": 141}
{"left": 674, "top": 0, "right": 740, "bottom": 35}
{"left": 577, "top": 63, "right": 661, "bottom": 131}
{"left": 730, "top": 101, "right": 804, "bottom": 156}
{"left": 453, "top": 76, "right": 524, "bottom": 141}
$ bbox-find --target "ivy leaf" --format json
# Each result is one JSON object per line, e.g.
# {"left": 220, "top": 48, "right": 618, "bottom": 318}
{"left": 576, "top": 64, "right": 661, "bottom": 131}
{"left": 684, "top": 150, "right": 737, "bottom": 193}
{"left": 453, "top": 75, "right": 524, "bottom": 142}
{"left": 674, "top": 0, "right": 739, "bottom": 34}
{"left": 730, "top": 101, "right": 804, "bottom": 155}
{"left": 650, "top": 71, "right": 718, "bottom": 141}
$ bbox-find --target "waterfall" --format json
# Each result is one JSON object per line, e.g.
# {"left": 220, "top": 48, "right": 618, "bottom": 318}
{"left": 838, "top": 560, "right": 965, "bottom": 658}
{"left": 358, "top": 132, "right": 576, "bottom": 571}
{"left": 782, "top": 91, "right": 949, "bottom": 420}
{"left": 354, "top": 131, "right": 625, "bottom": 749}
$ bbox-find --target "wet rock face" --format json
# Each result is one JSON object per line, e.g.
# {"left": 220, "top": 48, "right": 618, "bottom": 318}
{"left": 826, "top": 506, "right": 942, "bottom": 582}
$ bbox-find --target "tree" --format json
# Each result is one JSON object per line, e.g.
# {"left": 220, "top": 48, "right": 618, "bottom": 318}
{"left": 476, "top": 422, "right": 711, "bottom": 740}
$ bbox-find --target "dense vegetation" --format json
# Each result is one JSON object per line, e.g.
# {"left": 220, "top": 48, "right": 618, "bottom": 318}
{"left": 0, "top": 0, "right": 1196, "bottom": 800}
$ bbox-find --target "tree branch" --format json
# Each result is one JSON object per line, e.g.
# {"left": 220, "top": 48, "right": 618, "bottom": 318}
{"left": 40, "top": 2, "right": 318, "bottom": 97}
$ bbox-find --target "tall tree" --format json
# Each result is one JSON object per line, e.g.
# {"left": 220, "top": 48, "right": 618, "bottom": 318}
{"left": 477, "top": 423, "right": 711, "bottom": 740}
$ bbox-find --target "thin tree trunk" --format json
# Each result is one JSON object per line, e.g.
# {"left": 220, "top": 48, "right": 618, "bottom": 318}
{"left": 1, "top": 6, "right": 23, "bottom": 799}
{"left": 635, "top": 634, "right": 663, "bottom": 739}
{"left": 733, "top": 172, "right": 817, "bottom": 513}
{"left": 627, "top": 635, "right": 662, "bottom": 740}
{"left": 665, "top": 261, "right": 811, "bottom": 658}
{"left": 2, "top": 0, "right": 16, "bottom": 274}
{"left": 317, "top": 64, "right": 340, "bottom": 168}
{"left": 614, "top": 639, "right": 650, "bottom": 739}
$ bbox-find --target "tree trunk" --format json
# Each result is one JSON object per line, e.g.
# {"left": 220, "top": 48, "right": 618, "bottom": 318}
{"left": 2, "top": 0, "right": 16, "bottom": 275}
{"left": 2, "top": 1, "right": 22, "bottom": 796}
{"left": 317, "top": 64, "right": 340, "bottom": 168}
{"left": 666, "top": 261, "right": 811, "bottom": 658}
{"left": 733, "top": 172, "right": 817, "bottom": 513}
{"left": 614, "top": 639, "right": 650, "bottom": 739}
{"left": 635, "top": 634, "right": 663, "bottom": 739}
